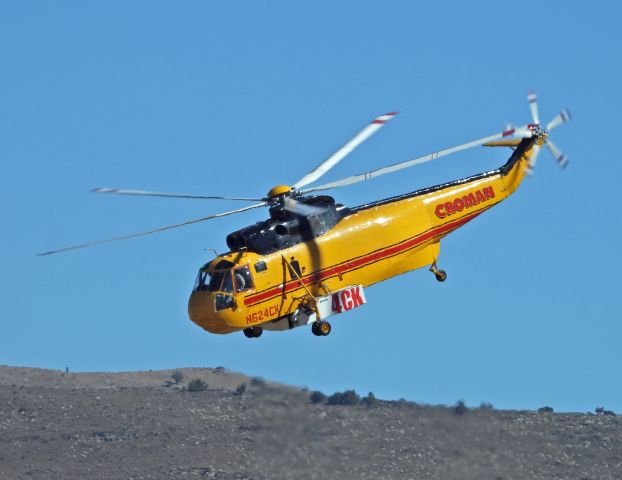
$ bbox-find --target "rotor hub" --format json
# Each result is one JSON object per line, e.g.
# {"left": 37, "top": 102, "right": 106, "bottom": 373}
{"left": 528, "top": 123, "right": 546, "bottom": 139}
{"left": 267, "top": 185, "right": 293, "bottom": 198}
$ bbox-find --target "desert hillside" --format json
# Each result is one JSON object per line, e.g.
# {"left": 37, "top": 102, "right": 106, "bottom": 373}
{"left": 1, "top": 366, "right": 620, "bottom": 479}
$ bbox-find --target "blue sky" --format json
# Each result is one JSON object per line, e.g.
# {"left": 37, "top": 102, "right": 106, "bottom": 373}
{"left": 2, "top": 1, "right": 621, "bottom": 412}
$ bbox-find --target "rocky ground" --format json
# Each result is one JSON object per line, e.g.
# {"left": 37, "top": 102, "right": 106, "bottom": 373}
{"left": 0, "top": 365, "right": 620, "bottom": 480}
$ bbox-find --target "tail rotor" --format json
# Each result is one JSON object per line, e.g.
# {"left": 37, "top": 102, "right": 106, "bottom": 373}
{"left": 544, "top": 139, "right": 569, "bottom": 169}
{"left": 525, "top": 142, "right": 542, "bottom": 176}
{"left": 523, "top": 91, "right": 571, "bottom": 174}
{"left": 527, "top": 90, "right": 540, "bottom": 126}
{"left": 546, "top": 108, "right": 572, "bottom": 131}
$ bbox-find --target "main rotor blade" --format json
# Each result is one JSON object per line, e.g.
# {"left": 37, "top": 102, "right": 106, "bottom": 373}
{"left": 282, "top": 197, "right": 325, "bottom": 216}
{"left": 513, "top": 126, "right": 534, "bottom": 138}
{"left": 293, "top": 112, "right": 398, "bottom": 190}
{"left": 546, "top": 108, "right": 572, "bottom": 131}
{"left": 503, "top": 122, "right": 515, "bottom": 132}
{"left": 527, "top": 90, "right": 540, "bottom": 125}
{"left": 301, "top": 125, "right": 532, "bottom": 193}
{"left": 92, "top": 187, "right": 263, "bottom": 202}
{"left": 545, "top": 139, "right": 569, "bottom": 169}
{"left": 38, "top": 203, "right": 266, "bottom": 256}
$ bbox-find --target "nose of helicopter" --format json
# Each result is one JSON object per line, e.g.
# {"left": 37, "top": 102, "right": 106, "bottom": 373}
{"left": 188, "top": 291, "right": 240, "bottom": 334}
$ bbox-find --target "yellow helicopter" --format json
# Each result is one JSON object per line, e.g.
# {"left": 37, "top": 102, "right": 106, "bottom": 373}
{"left": 40, "top": 92, "right": 571, "bottom": 339}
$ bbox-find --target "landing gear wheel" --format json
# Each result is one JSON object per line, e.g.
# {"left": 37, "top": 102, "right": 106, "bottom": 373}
{"left": 429, "top": 262, "right": 447, "bottom": 282}
{"left": 243, "top": 327, "right": 263, "bottom": 338}
{"left": 312, "top": 321, "right": 331, "bottom": 337}
{"left": 435, "top": 270, "right": 447, "bottom": 282}
{"left": 319, "top": 321, "right": 331, "bottom": 336}
{"left": 311, "top": 322, "right": 321, "bottom": 336}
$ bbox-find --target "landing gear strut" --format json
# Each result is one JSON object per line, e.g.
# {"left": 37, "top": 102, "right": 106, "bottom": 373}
{"left": 311, "top": 321, "right": 331, "bottom": 337}
{"left": 429, "top": 262, "right": 447, "bottom": 282}
{"left": 243, "top": 326, "right": 263, "bottom": 338}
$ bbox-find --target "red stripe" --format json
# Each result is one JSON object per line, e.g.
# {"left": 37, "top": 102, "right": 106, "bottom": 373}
{"left": 502, "top": 129, "right": 515, "bottom": 137}
{"left": 244, "top": 210, "right": 483, "bottom": 306}
{"left": 372, "top": 112, "right": 398, "bottom": 124}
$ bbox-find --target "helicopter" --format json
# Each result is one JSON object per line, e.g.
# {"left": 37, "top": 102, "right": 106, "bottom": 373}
{"left": 40, "top": 92, "right": 571, "bottom": 339}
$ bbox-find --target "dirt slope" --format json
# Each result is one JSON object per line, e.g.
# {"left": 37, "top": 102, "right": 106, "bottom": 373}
{"left": 0, "top": 366, "right": 620, "bottom": 479}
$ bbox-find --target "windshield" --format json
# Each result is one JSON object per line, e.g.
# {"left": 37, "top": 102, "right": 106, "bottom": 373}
{"left": 193, "top": 271, "right": 210, "bottom": 292}
{"left": 193, "top": 265, "right": 253, "bottom": 294}
{"left": 207, "top": 270, "right": 233, "bottom": 293}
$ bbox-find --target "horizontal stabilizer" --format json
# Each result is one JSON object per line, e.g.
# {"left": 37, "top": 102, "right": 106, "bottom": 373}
{"left": 482, "top": 139, "right": 523, "bottom": 147}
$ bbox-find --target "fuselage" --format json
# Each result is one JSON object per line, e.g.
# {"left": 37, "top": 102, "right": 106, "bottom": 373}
{"left": 188, "top": 137, "right": 536, "bottom": 334}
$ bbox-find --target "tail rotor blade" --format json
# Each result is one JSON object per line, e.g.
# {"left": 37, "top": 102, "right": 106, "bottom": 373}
{"left": 527, "top": 90, "right": 540, "bottom": 125}
{"left": 526, "top": 142, "right": 542, "bottom": 176}
{"left": 546, "top": 108, "right": 572, "bottom": 131}
{"left": 545, "top": 139, "right": 569, "bottom": 169}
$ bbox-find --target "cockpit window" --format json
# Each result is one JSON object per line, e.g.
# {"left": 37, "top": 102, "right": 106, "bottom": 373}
{"left": 221, "top": 270, "right": 233, "bottom": 293}
{"left": 208, "top": 270, "right": 224, "bottom": 292}
{"left": 207, "top": 269, "right": 233, "bottom": 293}
{"left": 215, "top": 293, "right": 235, "bottom": 311}
{"left": 234, "top": 266, "right": 253, "bottom": 292}
{"left": 193, "top": 271, "right": 211, "bottom": 292}
{"left": 193, "top": 264, "right": 249, "bottom": 295}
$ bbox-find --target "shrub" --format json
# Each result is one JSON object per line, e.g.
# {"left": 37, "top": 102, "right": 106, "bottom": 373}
{"left": 603, "top": 410, "right": 616, "bottom": 416}
{"left": 538, "top": 406, "right": 554, "bottom": 413}
{"left": 453, "top": 399, "right": 468, "bottom": 416}
{"left": 309, "top": 391, "right": 326, "bottom": 404}
{"left": 595, "top": 406, "right": 605, "bottom": 414}
{"left": 327, "top": 390, "right": 360, "bottom": 406}
{"left": 171, "top": 370, "right": 184, "bottom": 384}
{"left": 235, "top": 383, "right": 247, "bottom": 396}
{"left": 341, "top": 390, "right": 359, "bottom": 405}
{"left": 214, "top": 366, "right": 226, "bottom": 372}
{"left": 326, "top": 393, "right": 340, "bottom": 405}
{"left": 361, "top": 392, "right": 378, "bottom": 408}
{"left": 479, "top": 402, "right": 494, "bottom": 410}
{"left": 250, "top": 377, "right": 266, "bottom": 387}
{"left": 187, "top": 379, "right": 208, "bottom": 392}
